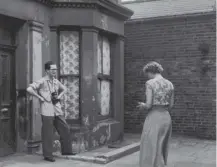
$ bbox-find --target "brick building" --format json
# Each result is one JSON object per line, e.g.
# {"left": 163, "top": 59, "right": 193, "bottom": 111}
{"left": 0, "top": 0, "right": 133, "bottom": 157}
{"left": 123, "top": 0, "right": 216, "bottom": 139}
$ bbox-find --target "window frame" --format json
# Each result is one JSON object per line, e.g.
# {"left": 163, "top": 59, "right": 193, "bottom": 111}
{"left": 97, "top": 32, "right": 115, "bottom": 121}
{"left": 57, "top": 26, "right": 82, "bottom": 125}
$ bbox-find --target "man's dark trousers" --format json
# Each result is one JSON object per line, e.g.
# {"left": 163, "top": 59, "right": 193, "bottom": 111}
{"left": 41, "top": 115, "right": 72, "bottom": 158}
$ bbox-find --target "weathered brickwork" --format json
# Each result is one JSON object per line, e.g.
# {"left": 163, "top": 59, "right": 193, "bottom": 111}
{"left": 124, "top": 14, "right": 216, "bottom": 139}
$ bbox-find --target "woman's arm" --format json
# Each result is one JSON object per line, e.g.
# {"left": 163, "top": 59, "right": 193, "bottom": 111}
{"left": 137, "top": 82, "right": 153, "bottom": 110}
{"left": 144, "top": 83, "right": 153, "bottom": 110}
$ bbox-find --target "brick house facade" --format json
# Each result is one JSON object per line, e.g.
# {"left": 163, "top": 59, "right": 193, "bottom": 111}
{"left": 123, "top": 0, "right": 216, "bottom": 139}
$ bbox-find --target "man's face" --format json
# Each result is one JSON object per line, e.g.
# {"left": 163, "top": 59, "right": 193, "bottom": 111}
{"left": 47, "top": 64, "right": 57, "bottom": 78}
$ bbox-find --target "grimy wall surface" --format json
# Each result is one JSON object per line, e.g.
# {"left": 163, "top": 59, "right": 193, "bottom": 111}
{"left": 0, "top": 0, "right": 133, "bottom": 154}
{"left": 0, "top": 0, "right": 51, "bottom": 152}
{"left": 124, "top": 13, "right": 216, "bottom": 139}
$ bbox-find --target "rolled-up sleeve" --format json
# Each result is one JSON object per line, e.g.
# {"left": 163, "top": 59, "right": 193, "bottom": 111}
{"left": 171, "top": 83, "right": 174, "bottom": 91}
{"left": 145, "top": 81, "right": 152, "bottom": 91}
{"left": 29, "top": 79, "right": 43, "bottom": 90}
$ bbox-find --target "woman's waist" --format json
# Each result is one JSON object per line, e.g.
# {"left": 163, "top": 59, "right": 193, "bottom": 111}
{"left": 151, "top": 105, "right": 170, "bottom": 110}
{"left": 148, "top": 105, "right": 171, "bottom": 118}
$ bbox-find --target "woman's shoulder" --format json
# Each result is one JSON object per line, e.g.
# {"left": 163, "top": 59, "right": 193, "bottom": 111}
{"left": 163, "top": 78, "right": 174, "bottom": 90}
{"left": 146, "top": 78, "right": 155, "bottom": 85}
{"left": 146, "top": 77, "right": 174, "bottom": 89}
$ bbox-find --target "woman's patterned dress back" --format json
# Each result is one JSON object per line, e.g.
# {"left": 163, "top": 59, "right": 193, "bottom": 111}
{"left": 146, "top": 76, "right": 174, "bottom": 106}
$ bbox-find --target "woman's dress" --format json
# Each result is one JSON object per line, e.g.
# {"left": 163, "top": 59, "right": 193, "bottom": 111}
{"left": 139, "top": 76, "right": 174, "bottom": 167}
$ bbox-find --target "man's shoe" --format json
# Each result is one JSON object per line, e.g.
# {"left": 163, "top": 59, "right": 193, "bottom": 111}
{"left": 62, "top": 152, "right": 76, "bottom": 156}
{"left": 44, "top": 157, "right": 55, "bottom": 162}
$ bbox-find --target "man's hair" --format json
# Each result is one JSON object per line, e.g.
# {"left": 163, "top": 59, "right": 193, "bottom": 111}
{"left": 143, "top": 61, "right": 164, "bottom": 74}
{"left": 44, "top": 61, "right": 55, "bottom": 70}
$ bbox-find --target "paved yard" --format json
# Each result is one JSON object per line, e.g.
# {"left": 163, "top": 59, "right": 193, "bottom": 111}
{"left": 0, "top": 136, "right": 215, "bottom": 167}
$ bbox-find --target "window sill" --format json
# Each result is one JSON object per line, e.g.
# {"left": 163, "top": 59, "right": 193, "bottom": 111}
{"left": 96, "top": 118, "right": 119, "bottom": 124}
{"left": 96, "top": 114, "right": 112, "bottom": 121}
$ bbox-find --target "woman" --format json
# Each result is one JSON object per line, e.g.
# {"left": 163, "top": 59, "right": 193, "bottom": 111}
{"left": 137, "top": 61, "right": 174, "bottom": 167}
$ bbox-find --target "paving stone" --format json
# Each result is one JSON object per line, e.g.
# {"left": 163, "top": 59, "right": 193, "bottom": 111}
{"left": 0, "top": 135, "right": 215, "bottom": 167}
{"left": 173, "top": 162, "right": 215, "bottom": 167}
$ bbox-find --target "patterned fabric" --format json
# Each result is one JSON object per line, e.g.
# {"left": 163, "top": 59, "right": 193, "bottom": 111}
{"left": 60, "top": 31, "right": 79, "bottom": 75}
{"left": 97, "top": 35, "right": 111, "bottom": 116}
{"left": 97, "top": 36, "right": 111, "bottom": 75}
{"left": 97, "top": 80, "right": 101, "bottom": 115}
{"left": 100, "top": 81, "right": 110, "bottom": 116}
{"left": 146, "top": 75, "right": 174, "bottom": 106}
{"left": 102, "top": 37, "right": 111, "bottom": 75}
{"left": 97, "top": 36, "right": 102, "bottom": 73}
{"left": 59, "top": 31, "right": 80, "bottom": 119}
{"left": 29, "top": 76, "right": 64, "bottom": 116}
{"left": 60, "top": 78, "right": 79, "bottom": 120}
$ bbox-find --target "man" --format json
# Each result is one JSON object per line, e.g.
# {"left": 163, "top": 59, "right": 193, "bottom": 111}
{"left": 27, "top": 61, "right": 75, "bottom": 162}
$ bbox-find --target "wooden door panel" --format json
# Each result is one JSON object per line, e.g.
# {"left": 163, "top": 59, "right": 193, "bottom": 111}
{"left": 0, "top": 119, "right": 14, "bottom": 156}
{"left": 1, "top": 53, "right": 11, "bottom": 105}
{"left": 0, "top": 51, "right": 15, "bottom": 156}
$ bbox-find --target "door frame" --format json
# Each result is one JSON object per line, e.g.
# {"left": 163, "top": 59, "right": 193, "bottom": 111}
{"left": 0, "top": 43, "right": 17, "bottom": 153}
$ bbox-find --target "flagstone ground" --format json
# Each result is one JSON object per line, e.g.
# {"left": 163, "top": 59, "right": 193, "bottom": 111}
{"left": 0, "top": 135, "right": 215, "bottom": 167}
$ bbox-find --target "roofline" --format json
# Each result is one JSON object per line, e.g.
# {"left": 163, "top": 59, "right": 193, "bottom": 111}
{"left": 122, "top": 0, "right": 157, "bottom": 5}
{"left": 97, "top": 0, "right": 134, "bottom": 20}
{"left": 34, "top": 0, "right": 134, "bottom": 20}
{"left": 125, "top": 11, "right": 216, "bottom": 24}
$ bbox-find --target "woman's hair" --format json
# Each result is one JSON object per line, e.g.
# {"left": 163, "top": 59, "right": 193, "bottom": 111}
{"left": 143, "top": 61, "right": 164, "bottom": 74}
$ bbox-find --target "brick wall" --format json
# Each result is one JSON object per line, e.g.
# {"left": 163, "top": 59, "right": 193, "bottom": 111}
{"left": 124, "top": 13, "right": 216, "bottom": 139}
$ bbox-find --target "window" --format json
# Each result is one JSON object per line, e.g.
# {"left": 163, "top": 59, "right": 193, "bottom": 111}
{"left": 59, "top": 31, "right": 80, "bottom": 121}
{"left": 97, "top": 35, "right": 112, "bottom": 118}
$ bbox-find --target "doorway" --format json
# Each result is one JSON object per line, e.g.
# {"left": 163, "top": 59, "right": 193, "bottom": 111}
{"left": 0, "top": 48, "right": 16, "bottom": 156}
{"left": 0, "top": 14, "right": 25, "bottom": 157}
